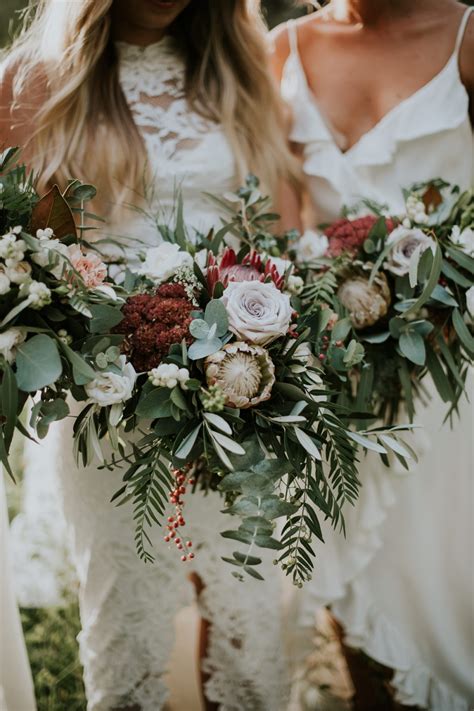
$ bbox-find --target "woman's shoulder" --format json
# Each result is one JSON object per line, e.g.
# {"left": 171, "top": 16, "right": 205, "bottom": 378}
{"left": 269, "top": 12, "right": 324, "bottom": 81}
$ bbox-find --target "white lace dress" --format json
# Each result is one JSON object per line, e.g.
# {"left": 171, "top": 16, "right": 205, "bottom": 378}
{"left": 16, "top": 37, "right": 290, "bottom": 711}
{"left": 282, "top": 9, "right": 474, "bottom": 711}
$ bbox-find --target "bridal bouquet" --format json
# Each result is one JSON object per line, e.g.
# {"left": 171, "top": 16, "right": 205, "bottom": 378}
{"left": 0, "top": 148, "right": 123, "bottom": 476}
{"left": 73, "top": 177, "right": 413, "bottom": 585}
{"left": 299, "top": 180, "right": 474, "bottom": 422}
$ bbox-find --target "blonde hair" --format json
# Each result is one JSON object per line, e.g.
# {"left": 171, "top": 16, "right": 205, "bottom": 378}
{"left": 5, "top": 0, "right": 299, "bottom": 211}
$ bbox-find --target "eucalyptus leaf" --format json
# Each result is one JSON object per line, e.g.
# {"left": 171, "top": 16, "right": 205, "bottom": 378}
{"left": 15, "top": 335, "right": 62, "bottom": 392}
{"left": 189, "top": 319, "right": 210, "bottom": 339}
{"left": 399, "top": 330, "right": 426, "bottom": 366}
{"left": 204, "top": 299, "right": 229, "bottom": 336}
{"left": 136, "top": 389, "right": 172, "bottom": 419}
{"left": 188, "top": 337, "right": 223, "bottom": 360}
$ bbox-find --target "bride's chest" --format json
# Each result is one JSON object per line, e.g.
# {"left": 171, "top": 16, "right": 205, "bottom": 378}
{"left": 117, "top": 45, "right": 236, "bottom": 188}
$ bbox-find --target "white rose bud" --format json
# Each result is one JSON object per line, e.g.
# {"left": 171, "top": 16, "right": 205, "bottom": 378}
{"left": 286, "top": 275, "right": 304, "bottom": 295}
{"left": 138, "top": 243, "right": 193, "bottom": 283}
{"left": 222, "top": 280, "right": 292, "bottom": 346}
{"left": 85, "top": 356, "right": 136, "bottom": 407}
{"left": 295, "top": 229, "right": 329, "bottom": 263}
{"left": 0, "top": 327, "right": 26, "bottom": 364}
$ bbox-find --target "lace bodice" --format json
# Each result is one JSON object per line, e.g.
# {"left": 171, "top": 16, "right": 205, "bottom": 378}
{"left": 114, "top": 37, "right": 238, "bottom": 254}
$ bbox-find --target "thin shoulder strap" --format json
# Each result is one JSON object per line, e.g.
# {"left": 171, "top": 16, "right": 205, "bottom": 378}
{"left": 287, "top": 19, "right": 299, "bottom": 57}
{"left": 454, "top": 6, "right": 474, "bottom": 55}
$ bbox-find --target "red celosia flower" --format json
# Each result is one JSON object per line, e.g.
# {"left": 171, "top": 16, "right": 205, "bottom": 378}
{"left": 206, "top": 248, "right": 284, "bottom": 295}
{"left": 325, "top": 216, "right": 396, "bottom": 258}
{"left": 115, "top": 283, "right": 194, "bottom": 371}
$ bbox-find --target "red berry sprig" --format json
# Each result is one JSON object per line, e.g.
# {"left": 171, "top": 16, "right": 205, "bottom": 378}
{"left": 163, "top": 468, "right": 195, "bottom": 562}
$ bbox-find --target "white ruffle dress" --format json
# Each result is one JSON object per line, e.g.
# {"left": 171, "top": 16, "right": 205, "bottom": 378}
{"left": 15, "top": 37, "right": 290, "bottom": 711}
{"left": 282, "top": 9, "right": 474, "bottom": 710}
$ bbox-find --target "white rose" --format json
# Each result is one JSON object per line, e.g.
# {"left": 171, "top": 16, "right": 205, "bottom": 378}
{"left": 286, "top": 275, "right": 304, "bottom": 295}
{"left": 384, "top": 226, "right": 435, "bottom": 277}
{"left": 296, "top": 229, "right": 329, "bottom": 263}
{"left": 466, "top": 286, "right": 474, "bottom": 318}
{"left": 85, "top": 356, "right": 136, "bottom": 407}
{"left": 222, "top": 280, "right": 292, "bottom": 346}
{"left": 138, "top": 243, "right": 193, "bottom": 283}
{"left": 6, "top": 260, "right": 32, "bottom": 284}
{"left": 0, "top": 327, "right": 26, "bottom": 364}
{"left": 0, "top": 266, "right": 11, "bottom": 295}
{"left": 450, "top": 226, "right": 474, "bottom": 258}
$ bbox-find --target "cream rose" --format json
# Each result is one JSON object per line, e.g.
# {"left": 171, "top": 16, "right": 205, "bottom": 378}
{"left": 85, "top": 356, "right": 136, "bottom": 407}
{"left": 296, "top": 229, "right": 329, "bottom": 263}
{"left": 0, "top": 327, "right": 26, "bottom": 364}
{"left": 384, "top": 226, "right": 435, "bottom": 277}
{"left": 6, "top": 260, "right": 32, "bottom": 284}
{"left": 450, "top": 226, "right": 474, "bottom": 258}
{"left": 222, "top": 280, "right": 292, "bottom": 346}
{"left": 138, "top": 243, "right": 193, "bottom": 283}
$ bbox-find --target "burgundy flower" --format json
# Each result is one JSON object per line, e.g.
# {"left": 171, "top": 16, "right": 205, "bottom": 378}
{"left": 115, "top": 283, "right": 194, "bottom": 371}
{"left": 325, "top": 216, "right": 397, "bottom": 258}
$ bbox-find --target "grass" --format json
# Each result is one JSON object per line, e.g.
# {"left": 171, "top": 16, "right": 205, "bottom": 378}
{"left": 21, "top": 601, "right": 87, "bottom": 711}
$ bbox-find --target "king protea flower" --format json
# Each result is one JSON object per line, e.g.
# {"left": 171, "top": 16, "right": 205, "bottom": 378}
{"left": 338, "top": 273, "right": 391, "bottom": 329}
{"left": 204, "top": 342, "right": 275, "bottom": 408}
{"left": 206, "top": 248, "right": 284, "bottom": 296}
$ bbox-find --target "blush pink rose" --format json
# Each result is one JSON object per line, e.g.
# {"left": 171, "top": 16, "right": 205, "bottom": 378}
{"left": 67, "top": 244, "right": 107, "bottom": 288}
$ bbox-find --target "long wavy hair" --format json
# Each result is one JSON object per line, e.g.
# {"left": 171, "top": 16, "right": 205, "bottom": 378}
{"left": 5, "top": 0, "right": 299, "bottom": 210}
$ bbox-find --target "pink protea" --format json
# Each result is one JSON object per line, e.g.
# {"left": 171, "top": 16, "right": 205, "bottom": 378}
{"left": 206, "top": 248, "right": 284, "bottom": 295}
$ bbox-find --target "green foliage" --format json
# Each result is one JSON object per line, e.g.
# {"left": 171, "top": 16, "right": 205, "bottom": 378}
{"left": 21, "top": 603, "right": 86, "bottom": 711}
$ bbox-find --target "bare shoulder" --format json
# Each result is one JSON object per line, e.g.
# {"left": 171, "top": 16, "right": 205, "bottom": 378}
{"left": 269, "top": 12, "right": 323, "bottom": 81}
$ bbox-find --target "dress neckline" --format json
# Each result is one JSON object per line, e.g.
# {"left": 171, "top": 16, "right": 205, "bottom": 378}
{"left": 115, "top": 34, "right": 176, "bottom": 61}
{"left": 285, "top": 6, "right": 473, "bottom": 157}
